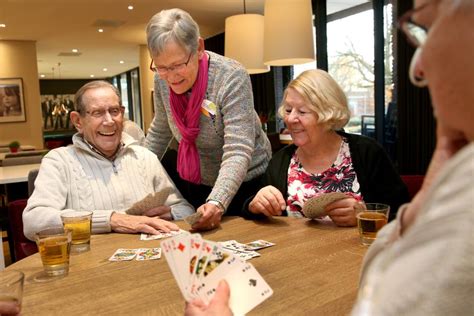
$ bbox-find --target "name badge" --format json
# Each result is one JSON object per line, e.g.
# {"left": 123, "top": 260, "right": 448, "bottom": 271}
{"left": 201, "top": 99, "right": 217, "bottom": 118}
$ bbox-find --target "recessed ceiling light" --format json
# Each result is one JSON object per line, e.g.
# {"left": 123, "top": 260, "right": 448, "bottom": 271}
{"left": 103, "top": 68, "right": 108, "bottom": 72}
{"left": 98, "top": 28, "right": 104, "bottom": 33}
{"left": 119, "top": 60, "right": 124, "bottom": 64}
{"left": 0, "top": 24, "right": 6, "bottom": 28}
{"left": 40, "top": 74, "right": 45, "bottom": 78}
{"left": 128, "top": 5, "right": 134, "bottom": 10}
{"left": 90, "top": 74, "right": 95, "bottom": 78}
{"left": 72, "top": 49, "right": 78, "bottom": 53}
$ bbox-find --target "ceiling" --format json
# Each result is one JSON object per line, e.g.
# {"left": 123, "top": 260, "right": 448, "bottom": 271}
{"left": 0, "top": 0, "right": 366, "bottom": 79}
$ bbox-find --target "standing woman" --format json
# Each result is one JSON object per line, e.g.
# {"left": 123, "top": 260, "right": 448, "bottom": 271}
{"left": 145, "top": 8, "right": 272, "bottom": 230}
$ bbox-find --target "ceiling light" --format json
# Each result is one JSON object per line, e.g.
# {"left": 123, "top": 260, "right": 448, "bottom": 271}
{"left": 103, "top": 68, "right": 108, "bottom": 72}
{"left": 225, "top": 13, "right": 269, "bottom": 74}
{"left": 98, "top": 28, "right": 104, "bottom": 33}
{"left": 90, "top": 75, "right": 95, "bottom": 78}
{"left": 119, "top": 60, "right": 124, "bottom": 64}
{"left": 72, "top": 49, "right": 78, "bottom": 53}
{"left": 40, "top": 74, "right": 45, "bottom": 78}
{"left": 0, "top": 24, "right": 6, "bottom": 28}
{"left": 264, "top": 0, "right": 315, "bottom": 66}
{"left": 128, "top": 5, "right": 134, "bottom": 10}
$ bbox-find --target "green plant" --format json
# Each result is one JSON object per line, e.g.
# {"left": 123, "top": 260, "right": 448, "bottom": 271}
{"left": 8, "top": 141, "right": 20, "bottom": 149}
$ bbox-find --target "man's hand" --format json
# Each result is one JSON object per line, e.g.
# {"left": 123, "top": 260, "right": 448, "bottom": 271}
{"left": 144, "top": 205, "right": 172, "bottom": 221}
{"left": 248, "top": 186, "right": 286, "bottom": 216}
{"left": 184, "top": 280, "right": 232, "bottom": 316}
{"left": 110, "top": 212, "right": 179, "bottom": 234}
{"left": 192, "top": 203, "right": 223, "bottom": 231}
{"left": 325, "top": 198, "right": 358, "bottom": 227}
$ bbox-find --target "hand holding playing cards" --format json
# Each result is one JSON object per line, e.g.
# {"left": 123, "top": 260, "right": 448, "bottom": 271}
{"left": 184, "top": 280, "right": 232, "bottom": 316}
{"left": 110, "top": 212, "right": 179, "bottom": 234}
{"left": 192, "top": 203, "right": 223, "bottom": 231}
{"left": 248, "top": 185, "right": 286, "bottom": 216}
{"left": 144, "top": 205, "right": 172, "bottom": 221}
{"left": 324, "top": 197, "right": 358, "bottom": 227}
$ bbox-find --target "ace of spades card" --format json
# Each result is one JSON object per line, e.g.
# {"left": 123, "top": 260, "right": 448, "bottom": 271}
{"left": 197, "top": 256, "right": 273, "bottom": 315}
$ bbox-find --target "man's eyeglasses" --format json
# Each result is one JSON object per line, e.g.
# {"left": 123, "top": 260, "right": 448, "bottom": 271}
{"left": 149, "top": 52, "right": 193, "bottom": 75}
{"left": 398, "top": 2, "right": 433, "bottom": 47}
{"left": 85, "top": 106, "right": 124, "bottom": 119}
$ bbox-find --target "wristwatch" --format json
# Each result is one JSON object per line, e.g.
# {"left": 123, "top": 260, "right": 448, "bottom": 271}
{"left": 206, "top": 199, "right": 225, "bottom": 213}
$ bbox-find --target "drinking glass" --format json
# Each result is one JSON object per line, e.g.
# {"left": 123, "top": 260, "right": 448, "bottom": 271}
{"left": 356, "top": 203, "right": 390, "bottom": 246}
{"left": 0, "top": 270, "right": 24, "bottom": 314}
{"left": 61, "top": 210, "right": 93, "bottom": 252}
{"left": 35, "top": 227, "right": 72, "bottom": 277}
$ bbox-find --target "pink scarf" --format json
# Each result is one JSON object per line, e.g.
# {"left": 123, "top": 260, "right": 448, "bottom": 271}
{"left": 169, "top": 53, "right": 209, "bottom": 184}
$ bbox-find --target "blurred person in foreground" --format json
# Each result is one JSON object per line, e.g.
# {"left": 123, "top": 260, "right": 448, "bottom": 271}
{"left": 23, "top": 81, "right": 194, "bottom": 241}
{"left": 243, "top": 69, "right": 408, "bottom": 226}
{"left": 145, "top": 8, "right": 271, "bottom": 231}
{"left": 186, "top": 0, "right": 474, "bottom": 315}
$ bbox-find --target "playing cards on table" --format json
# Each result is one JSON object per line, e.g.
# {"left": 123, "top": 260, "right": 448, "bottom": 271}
{"left": 162, "top": 232, "right": 273, "bottom": 315}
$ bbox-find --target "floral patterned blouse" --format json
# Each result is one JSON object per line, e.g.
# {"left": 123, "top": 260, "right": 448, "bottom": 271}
{"left": 286, "top": 138, "right": 363, "bottom": 217}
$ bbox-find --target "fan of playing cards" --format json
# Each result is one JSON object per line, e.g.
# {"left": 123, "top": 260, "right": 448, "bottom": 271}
{"left": 162, "top": 232, "right": 274, "bottom": 315}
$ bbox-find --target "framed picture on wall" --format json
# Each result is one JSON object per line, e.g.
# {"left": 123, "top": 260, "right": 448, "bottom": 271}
{"left": 40, "top": 93, "right": 75, "bottom": 131}
{"left": 0, "top": 78, "right": 26, "bottom": 123}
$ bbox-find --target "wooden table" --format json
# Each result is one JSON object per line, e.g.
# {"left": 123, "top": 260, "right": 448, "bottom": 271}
{"left": 0, "top": 163, "right": 41, "bottom": 184}
{"left": 6, "top": 217, "right": 367, "bottom": 315}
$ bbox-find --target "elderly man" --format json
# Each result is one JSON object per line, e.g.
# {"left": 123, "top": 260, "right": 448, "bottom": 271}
{"left": 23, "top": 81, "right": 194, "bottom": 241}
{"left": 186, "top": 0, "right": 474, "bottom": 315}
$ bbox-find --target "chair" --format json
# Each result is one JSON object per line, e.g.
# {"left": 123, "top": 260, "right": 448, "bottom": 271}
{"left": 6, "top": 169, "right": 40, "bottom": 261}
{"left": 7, "top": 199, "right": 37, "bottom": 261}
{"left": 401, "top": 175, "right": 425, "bottom": 200}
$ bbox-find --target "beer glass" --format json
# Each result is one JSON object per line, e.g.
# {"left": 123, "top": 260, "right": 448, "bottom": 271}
{"left": 61, "top": 210, "right": 92, "bottom": 252}
{"left": 0, "top": 270, "right": 24, "bottom": 314}
{"left": 356, "top": 203, "right": 390, "bottom": 246}
{"left": 35, "top": 227, "right": 72, "bottom": 277}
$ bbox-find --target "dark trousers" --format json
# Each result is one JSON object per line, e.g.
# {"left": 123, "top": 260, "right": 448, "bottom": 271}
{"left": 161, "top": 150, "right": 262, "bottom": 216}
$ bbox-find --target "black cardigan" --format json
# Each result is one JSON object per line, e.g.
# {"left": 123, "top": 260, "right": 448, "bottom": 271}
{"left": 242, "top": 131, "right": 409, "bottom": 221}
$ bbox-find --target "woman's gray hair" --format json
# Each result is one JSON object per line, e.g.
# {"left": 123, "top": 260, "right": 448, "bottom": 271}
{"left": 146, "top": 8, "right": 200, "bottom": 57}
{"left": 279, "top": 69, "right": 351, "bottom": 131}
{"left": 74, "top": 80, "right": 121, "bottom": 115}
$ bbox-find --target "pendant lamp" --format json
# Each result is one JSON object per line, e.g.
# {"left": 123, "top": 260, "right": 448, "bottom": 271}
{"left": 225, "top": 1, "right": 270, "bottom": 74}
{"left": 264, "top": 0, "right": 315, "bottom": 66}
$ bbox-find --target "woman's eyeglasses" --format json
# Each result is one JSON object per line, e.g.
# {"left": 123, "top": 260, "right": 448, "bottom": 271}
{"left": 149, "top": 52, "right": 193, "bottom": 75}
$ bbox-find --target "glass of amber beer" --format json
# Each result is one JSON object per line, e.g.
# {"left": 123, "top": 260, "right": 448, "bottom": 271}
{"left": 0, "top": 270, "right": 24, "bottom": 313}
{"left": 356, "top": 203, "right": 390, "bottom": 246}
{"left": 61, "top": 211, "right": 93, "bottom": 252}
{"left": 35, "top": 227, "right": 72, "bottom": 277}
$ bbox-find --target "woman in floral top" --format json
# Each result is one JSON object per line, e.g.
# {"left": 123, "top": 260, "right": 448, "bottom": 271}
{"left": 244, "top": 69, "right": 408, "bottom": 226}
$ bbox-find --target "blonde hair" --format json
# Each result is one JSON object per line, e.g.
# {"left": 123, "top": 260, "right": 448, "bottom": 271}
{"left": 279, "top": 69, "right": 351, "bottom": 130}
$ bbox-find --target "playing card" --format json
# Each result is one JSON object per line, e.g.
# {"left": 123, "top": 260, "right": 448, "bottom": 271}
{"left": 219, "top": 240, "right": 249, "bottom": 252}
{"left": 219, "top": 240, "right": 262, "bottom": 260}
{"left": 184, "top": 210, "right": 203, "bottom": 226}
{"left": 108, "top": 248, "right": 137, "bottom": 261}
{"left": 140, "top": 229, "right": 186, "bottom": 241}
{"left": 136, "top": 248, "right": 162, "bottom": 260}
{"left": 244, "top": 239, "right": 275, "bottom": 250}
{"left": 198, "top": 256, "right": 273, "bottom": 315}
{"left": 125, "top": 188, "right": 171, "bottom": 215}
{"left": 188, "top": 240, "right": 217, "bottom": 297}
{"left": 302, "top": 192, "right": 348, "bottom": 219}
{"left": 223, "top": 248, "right": 261, "bottom": 261}
{"left": 161, "top": 232, "right": 192, "bottom": 300}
